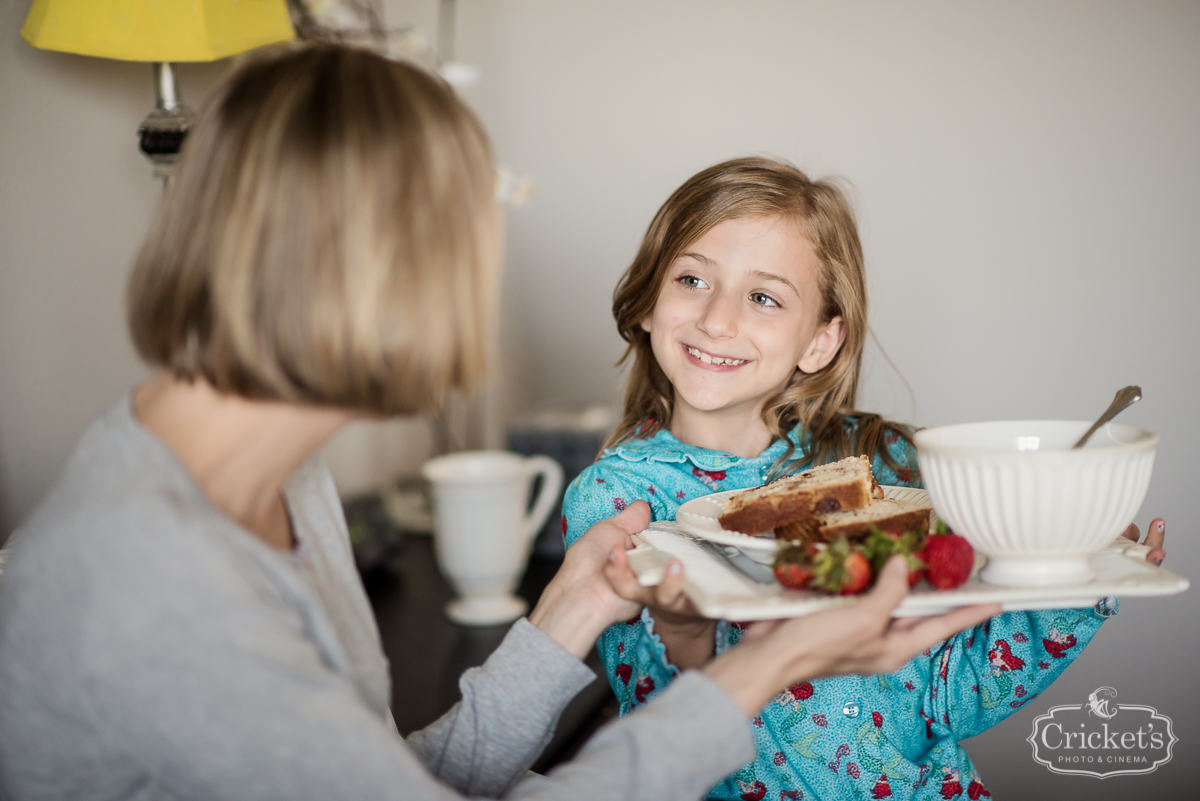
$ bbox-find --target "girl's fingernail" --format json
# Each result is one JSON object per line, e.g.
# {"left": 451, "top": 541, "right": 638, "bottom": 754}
{"left": 668, "top": 560, "right": 682, "bottom": 575}
{"left": 608, "top": 548, "right": 617, "bottom": 562}
{"left": 1154, "top": 556, "right": 1164, "bottom": 566}
{"left": 1157, "top": 521, "right": 1165, "bottom": 532}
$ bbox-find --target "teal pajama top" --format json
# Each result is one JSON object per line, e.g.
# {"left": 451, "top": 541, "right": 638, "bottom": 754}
{"left": 562, "top": 423, "right": 1115, "bottom": 801}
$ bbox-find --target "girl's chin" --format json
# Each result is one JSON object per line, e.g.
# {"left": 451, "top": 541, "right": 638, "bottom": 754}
{"left": 674, "top": 395, "right": 766, "bottom": 418}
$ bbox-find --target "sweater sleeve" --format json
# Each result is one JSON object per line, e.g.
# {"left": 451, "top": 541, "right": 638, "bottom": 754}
{"left": 562, "top": 465, "right": 681, "bottom": 716}
{"left": 510, "top": 671, "right": 755, "bottom": 801}
{"left": 924, "top": 602, "right": 1115, "bottom": 741}
{"left": 406, "top": 618, "right": 597, "bottom": 796}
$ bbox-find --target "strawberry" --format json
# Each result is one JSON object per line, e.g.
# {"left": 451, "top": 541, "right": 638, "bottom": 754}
{"left": 774, "top": 561, "right": 814, "bottom": 590}
{"left": 838, "top": 551, "right": 873, "bottom": 595}
{"left": 863, "top": 526, "right": 926, "bottom": 587}
{"left": 808, "top": 537, "right": 874, "bottom": 595}
{"left": 918, "top": 531, "right": 975, "bottom": 589}
{"left": 773, "top": 543, "right": 817, "bottom": 590}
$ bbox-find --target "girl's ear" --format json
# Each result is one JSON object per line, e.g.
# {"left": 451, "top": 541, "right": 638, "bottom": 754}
{"left": 640, "top": 315, "right": 652, "bottom": 333}
{"left": 798, "top": 316, "right": 846, "bottom": 373}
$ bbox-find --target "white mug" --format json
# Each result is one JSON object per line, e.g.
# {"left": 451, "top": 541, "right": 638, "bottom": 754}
{"left": 421, "top": 450, "right": 564, "bottom": 626}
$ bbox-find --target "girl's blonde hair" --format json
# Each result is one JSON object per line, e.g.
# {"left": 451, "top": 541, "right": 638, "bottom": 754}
{"left": 127, "top": 44, "right": 498, "bottom": 415}
{"left": 607, "top": 157, "right": 914, "bottom": 478}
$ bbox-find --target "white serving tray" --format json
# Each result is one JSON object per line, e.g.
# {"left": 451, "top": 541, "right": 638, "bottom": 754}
{"left": 626, "top": 521, "right": 1188, "bottom": 620}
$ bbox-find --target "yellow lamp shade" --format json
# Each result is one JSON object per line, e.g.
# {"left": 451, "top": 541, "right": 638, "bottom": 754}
{"left": 21, "top": 0, "right": 296, "bottom": 62}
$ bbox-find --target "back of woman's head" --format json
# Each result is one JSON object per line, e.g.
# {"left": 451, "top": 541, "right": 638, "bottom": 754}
{"left": 128, "top": 44, "right": 497, "bottom": 415}
{"left": 608, "top": 157, "right": 874, "bottom": 468}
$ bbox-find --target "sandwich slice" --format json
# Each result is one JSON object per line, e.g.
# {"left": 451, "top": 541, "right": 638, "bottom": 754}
{"left": 718, "top": 455, "right": 882, "bottom": 534}
{"left": 775, "top": 497, "right": 932, "bottom": 544}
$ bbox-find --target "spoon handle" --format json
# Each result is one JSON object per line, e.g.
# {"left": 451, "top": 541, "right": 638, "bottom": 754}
{"left": 1072, "top": 385, "right": 1143, "bottom": 449}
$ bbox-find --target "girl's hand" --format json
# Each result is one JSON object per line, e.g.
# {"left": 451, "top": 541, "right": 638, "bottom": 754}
{"left": 1121, "top": 517, "right": 1166, "bottom": 566}
{"left": 605, "top": 548, "right": 716, "bottom": 670}
{"left": 528, "top": 501, "right": 651, "bottom": 660}
{"left": 703, "top": 557, "right": 1003, "bottom": 717}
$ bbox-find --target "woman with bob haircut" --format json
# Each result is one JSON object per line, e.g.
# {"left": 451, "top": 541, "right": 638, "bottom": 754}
{"left": 0, "top": 44, "right": 1001, "bottom": 800}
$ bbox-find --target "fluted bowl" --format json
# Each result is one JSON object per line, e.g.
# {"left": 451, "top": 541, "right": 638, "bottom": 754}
{"left": 914, "top": 420, "right": 1157, "bottom": 587}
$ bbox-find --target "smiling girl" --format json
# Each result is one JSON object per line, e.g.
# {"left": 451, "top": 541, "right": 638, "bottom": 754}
{"left": 562, "top": 157, "right": 1156, "bottom": 800}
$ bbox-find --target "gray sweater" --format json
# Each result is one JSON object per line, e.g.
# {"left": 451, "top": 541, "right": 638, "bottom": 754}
{"left": 0, "top": 398, "right": 754, "bottom": 800}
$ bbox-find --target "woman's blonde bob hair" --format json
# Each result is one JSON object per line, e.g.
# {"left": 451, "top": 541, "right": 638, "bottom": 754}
{"left": 127, "top": 44, "right": 498, "bottom": 415}
{"left": 608, "top": 156, "right": 914, "bottom": 478}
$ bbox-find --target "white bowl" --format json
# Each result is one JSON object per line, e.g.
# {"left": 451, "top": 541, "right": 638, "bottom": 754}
{"left": 914, "top": 420, "right": 1157, "bottom": 587}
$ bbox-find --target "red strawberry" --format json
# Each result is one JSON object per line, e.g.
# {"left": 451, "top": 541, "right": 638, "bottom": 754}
{"left": 839, "top": 552, "right": 873, "bottom": 595}
{"left": 864, "top": 526, "right": 926, "bottom": 587}
{"left": 774, "top": 562, "right": 814, "bottom": 590}
{"left": 773, "top": 543, "right": 818, "bottom": 589}
{"left": 807, "top": 537, "right": 874, "bottom": 595}
{"left": 918, "top": 532, "right": 975, "bottom": 589}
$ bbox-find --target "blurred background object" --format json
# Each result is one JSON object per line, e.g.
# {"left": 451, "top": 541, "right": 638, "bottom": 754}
{"left": 507, "top": 405, "right": 614, "bottom": 559}
{"left": 343, "top": 493, "right": 408, "bottom": 574}
{"left": 21, "top": 0, "right": 295, "bottom": 179}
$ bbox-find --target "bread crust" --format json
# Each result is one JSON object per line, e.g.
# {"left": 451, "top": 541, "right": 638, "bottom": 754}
{"left": 718, "top": 455, "right": 875, "bottom": 534}
{"left": 775, "top": 499, "right": 931, "bottom": 544}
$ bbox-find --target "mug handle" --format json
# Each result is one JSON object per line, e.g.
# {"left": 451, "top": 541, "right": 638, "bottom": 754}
{"left": 522, "top": 455, "right": 565, "bottom": 545}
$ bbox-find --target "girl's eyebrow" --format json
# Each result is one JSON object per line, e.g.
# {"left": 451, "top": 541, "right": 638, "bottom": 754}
{"left": 750, "top": 270, "right": 800, "bottom": 296}
{"left": 678, "top": 250, "right": 715, "bottom": 267}
{"left": 678, "top": 252, "right": 800, "bottom": 296}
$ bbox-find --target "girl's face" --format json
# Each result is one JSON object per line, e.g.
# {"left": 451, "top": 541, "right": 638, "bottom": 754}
{"left": 640, "top": 215, "right": 845, "bottom": 435}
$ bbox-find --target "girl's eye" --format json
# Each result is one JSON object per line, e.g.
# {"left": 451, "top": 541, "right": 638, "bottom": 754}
{"left": 749, "top": 292, "right": 780, "bottom": 308}
{"left": 678, "top": 274, "right": 709, "bottom": 290}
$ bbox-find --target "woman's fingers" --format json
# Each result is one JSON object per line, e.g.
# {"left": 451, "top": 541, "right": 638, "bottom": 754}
{"left": 601, "top": 500, "right": 652, "bottom": 549}
{"left": 855, "top": 557, "right": 913, "bottom": 619}
{"left": 883, "top": 604, "right": 1000, "bottom": 663}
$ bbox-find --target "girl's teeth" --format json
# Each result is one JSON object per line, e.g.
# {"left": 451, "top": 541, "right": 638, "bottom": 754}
{"left": 687, "top": 346, "right": 744, "bottom": 366}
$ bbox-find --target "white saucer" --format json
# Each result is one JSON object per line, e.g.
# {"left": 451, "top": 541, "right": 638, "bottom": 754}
{"left": 445, "top": 595, "right": 528, "bottom": 626}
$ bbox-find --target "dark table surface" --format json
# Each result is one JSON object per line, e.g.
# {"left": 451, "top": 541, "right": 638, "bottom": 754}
{"left": 363, "top": 533, "right": 618, "bottom": 773}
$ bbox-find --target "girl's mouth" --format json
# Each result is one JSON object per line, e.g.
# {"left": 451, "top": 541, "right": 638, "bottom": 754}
{"left": 683, "top": 344, "right": 747, "bottom": 367}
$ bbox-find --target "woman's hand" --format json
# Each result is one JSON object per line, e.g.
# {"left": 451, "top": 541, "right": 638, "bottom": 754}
{"left": 703, "top": 557, "right": 1003, "bottom": 717}
{"left": 1122, "top": 517, "right": 1166, "bottom": 565}
{"left": 528, "top": 501, "right": 651, "bottom": 660}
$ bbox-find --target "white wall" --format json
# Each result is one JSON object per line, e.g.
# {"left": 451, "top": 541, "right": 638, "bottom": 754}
{"left": 2, "top": 1, "right": 1197, "bottom": 796}
{"left": 445, "top": 2, "right": 1198, "bottom": 797}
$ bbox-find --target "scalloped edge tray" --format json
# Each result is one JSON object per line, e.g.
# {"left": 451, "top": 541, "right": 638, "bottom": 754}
{"left": 626, "top": 522, "right": 1188, "bottom": 620}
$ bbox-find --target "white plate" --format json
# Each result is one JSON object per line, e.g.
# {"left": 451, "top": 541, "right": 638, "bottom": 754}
{"left": 676, "top": 485, "right": 941, "bottom": 561}
{"left": 626, "top": 522, "right": 1189, "bottom": 620}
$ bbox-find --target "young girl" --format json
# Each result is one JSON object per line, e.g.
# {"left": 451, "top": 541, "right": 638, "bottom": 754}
{"left": 563, "top": 157, "right": 1162, "bottom": 800}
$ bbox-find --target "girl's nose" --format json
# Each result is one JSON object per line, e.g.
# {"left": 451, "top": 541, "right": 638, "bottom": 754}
{"left": 696, "top": 290, "right": 739, "bottom": 339}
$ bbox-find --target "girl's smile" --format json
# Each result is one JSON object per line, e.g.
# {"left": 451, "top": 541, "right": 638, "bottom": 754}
{"left": 682, "top": 343, "right": 747, "bottom": 368}
{"left": 641, "top": 215, "right": 845, "bottom": 455}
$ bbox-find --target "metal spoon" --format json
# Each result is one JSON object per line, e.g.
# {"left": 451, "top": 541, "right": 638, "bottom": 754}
{"left": 1072, "top": 385, "right": 1142, "bottom": 449}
